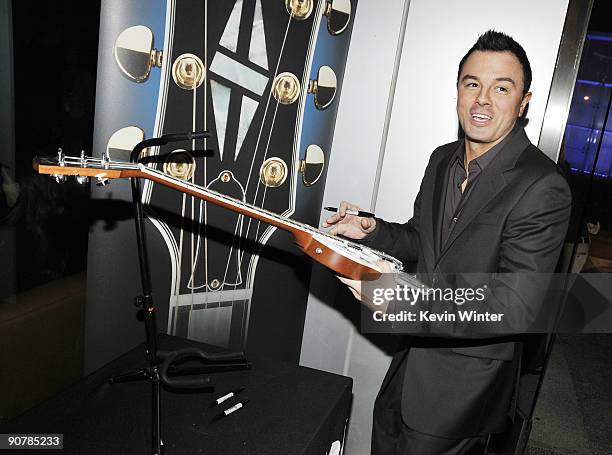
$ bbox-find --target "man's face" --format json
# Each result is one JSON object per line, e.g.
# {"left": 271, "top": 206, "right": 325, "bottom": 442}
{"left": 457, "top": 50, "right": 531, "bottom": 149}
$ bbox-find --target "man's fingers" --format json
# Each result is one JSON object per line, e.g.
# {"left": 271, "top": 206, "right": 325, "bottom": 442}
{"left": 338, "top": 201, "right": 362, "bottom": 217}
{"left": 338, "top": 201, "right": 349, "bottom": 217}
{"left": 323, "top": 212, "right": 342, "bottom": 226}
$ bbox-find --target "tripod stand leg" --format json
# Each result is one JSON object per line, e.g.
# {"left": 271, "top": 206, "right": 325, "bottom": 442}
{"left": 152, "top": 366, "right": 163, "bottom": 455}
{"left": 109, "top": 368, "right": 149, "bottom": 384}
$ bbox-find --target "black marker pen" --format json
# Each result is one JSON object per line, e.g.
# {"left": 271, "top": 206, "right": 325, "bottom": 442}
{"left": 324, "top": 206, "right": 375, "bottom": 218}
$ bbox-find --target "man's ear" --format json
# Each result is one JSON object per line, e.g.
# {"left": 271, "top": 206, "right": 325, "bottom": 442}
{"left": 519, "top": 92, "right": 532, "bottom": 117}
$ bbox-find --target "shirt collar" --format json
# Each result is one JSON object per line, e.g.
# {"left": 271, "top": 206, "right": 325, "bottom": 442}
{"left": 452, "top": 124, "right": 521, "bottom": 170}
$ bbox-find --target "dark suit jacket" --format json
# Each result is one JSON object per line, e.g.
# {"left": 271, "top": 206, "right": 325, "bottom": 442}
{"left": 362, "top": 127, "right": 571, "bottom": 438}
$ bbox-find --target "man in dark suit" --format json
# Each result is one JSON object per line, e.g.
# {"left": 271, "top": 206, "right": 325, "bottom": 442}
{"left": 323, "top": 31, "right": 571, "bottom": 454}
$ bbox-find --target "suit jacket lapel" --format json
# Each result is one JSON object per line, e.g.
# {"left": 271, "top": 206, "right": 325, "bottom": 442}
{"left": 431, "top": 147, "right": 456, "bottom": 259}
{"left": 437, "top": 128, "right": 531, "bottom": 262}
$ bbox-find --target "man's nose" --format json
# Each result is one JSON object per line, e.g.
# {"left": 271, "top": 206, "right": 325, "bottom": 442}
{"left": 476, "top": 88, "right": 491, "bottom": 105}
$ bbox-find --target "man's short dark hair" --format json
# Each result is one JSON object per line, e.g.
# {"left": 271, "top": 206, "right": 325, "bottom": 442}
{"left": 458, "top": 30, "right": 532, "bottom": 94}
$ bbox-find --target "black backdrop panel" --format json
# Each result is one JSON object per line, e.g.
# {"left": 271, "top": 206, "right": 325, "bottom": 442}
{"left": 86, "top": 0, "right": 357, "bottom": 372}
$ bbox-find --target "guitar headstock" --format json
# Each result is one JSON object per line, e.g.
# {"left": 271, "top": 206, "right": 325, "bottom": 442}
{"left": 33, "top": 148, "right": 137, "bottom": 186}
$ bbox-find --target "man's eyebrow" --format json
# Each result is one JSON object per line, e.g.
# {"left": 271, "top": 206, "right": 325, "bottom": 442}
{"left": 495, "top": 77, "right": 516, "bottom": 86}
{"left": 460, "top": 75, "right": 518, "bottom": 87}
{"left": 461, "top": 74, "right": 479, "bottom": 82}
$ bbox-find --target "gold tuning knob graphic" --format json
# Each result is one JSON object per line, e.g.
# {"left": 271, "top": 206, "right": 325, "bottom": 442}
{"left": 285, "top": 0, "right": 313, "bottom": 20}
{"left": 272, "top": 72, "right": 301, "bottom": 105}
{"left": 172, "top": 53, "right": 206, "bottom": 90}
{"left": 113, "top": 26, "right": 162, "bottom": 83}
{"left": 260, "top": 158, "right": 288, "bottom": 188}
{"left": 163, "top": 150, "right": 196, "bottom": 181}
{"left": 307, "top": 66, "right": 337, "bottom": 110}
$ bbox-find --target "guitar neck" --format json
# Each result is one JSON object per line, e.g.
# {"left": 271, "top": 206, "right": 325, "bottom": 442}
{"left": 33, "top": 155, "right": 405, "bottom": 278}
{"left": 140, "top": 166, "right": 310, "bottom": 237}
{"left": 34, "top": 155, "right": 315, "bottom": 239}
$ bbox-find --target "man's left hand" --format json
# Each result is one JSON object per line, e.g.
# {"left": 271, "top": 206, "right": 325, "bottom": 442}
{"left": 337, "top": 260, "right": 393, "bottom": 310}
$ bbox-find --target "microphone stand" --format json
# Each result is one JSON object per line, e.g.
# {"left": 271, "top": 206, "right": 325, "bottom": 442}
{"left": 108, "top": 132, "right": 250, "bottom": 455}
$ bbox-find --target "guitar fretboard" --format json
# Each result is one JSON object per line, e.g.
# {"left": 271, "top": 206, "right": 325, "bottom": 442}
{"left": 34, "top": 155, "right": 404, "bottom": 272}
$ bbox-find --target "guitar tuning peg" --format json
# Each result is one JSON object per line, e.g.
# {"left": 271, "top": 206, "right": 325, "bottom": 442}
{"left": 76, "top": 175, "right": 90, "bottom": 185}
{"left": 58, "top": 147, "right": 65, "bottom": 166}
{"left": 323, "top": 0, "right": 352, "bottom": 35}
{"left": 52, "top": 174, "right": 66, "bottom": 183}
{"left": 77, "top": 150, "right": 89, "bottom": 185}
{"left": 96, "top": 176, "right": 110, "bottom": 187}
{"left": 114, "top": 25, "right": 162, "bottom": 83}
{"left": 308, "top": 66, "right": 337, "bottom": 110}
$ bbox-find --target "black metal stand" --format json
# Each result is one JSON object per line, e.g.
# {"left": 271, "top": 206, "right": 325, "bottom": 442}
{"left": 108, "top": 132, "right": 250, "bottom": 455}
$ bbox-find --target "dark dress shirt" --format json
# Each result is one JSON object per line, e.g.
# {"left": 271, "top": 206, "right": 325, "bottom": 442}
{"left": 441, "top": 125, "right": 520, "bottom": 247}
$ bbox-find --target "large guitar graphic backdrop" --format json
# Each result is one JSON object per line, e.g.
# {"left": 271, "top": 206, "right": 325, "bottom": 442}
{"left": 87, "top": 0, "right": 357, "bottom": 365}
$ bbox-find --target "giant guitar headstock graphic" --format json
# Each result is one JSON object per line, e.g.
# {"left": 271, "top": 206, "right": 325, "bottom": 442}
{"left": 92, "top": 0, "right": 357, "bottom": 359}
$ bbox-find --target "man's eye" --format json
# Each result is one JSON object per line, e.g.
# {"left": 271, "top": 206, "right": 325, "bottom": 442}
{"left": 496, "top": 86, "right": 508, "bottom": 93}
{"left": 466, "top": 82, "right": 479, "bottom": 88}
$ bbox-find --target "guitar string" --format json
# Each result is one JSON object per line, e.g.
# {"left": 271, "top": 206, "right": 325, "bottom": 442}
{"left": 185, "top": 0, "right": 249, "bottom": 344}
{"left": 163, "top": 0, "right": 180, "bottom": 335}
{"left": 184, "top": 0, "right": 211, "bottom": 302}
{"left": 178, "top": 3, "right": 296, "bottom": 322}
{"left": 187, "top": 6, "right": 212, "bottom": 314}
{"left": 233, "top": 1, "right": 326, "bottom": 345}
{"left": 177, "top": 191, "right": 187, "bottom": 329}
{"left": 185, "top": 1, "right": 251, "bottom": 331}
{"left": 238, "top": 6, "right": 297, "bottom": 264}
{"left": 189, "top": 84, "right": 197, "bottom": 316}
{"left": 203, "top": 0, "right": 209, "bottom": 312}
{"left": 172, "top": 86, "right": 196, "bottom": 330}
{"left": 171, "top": 5, "right": 297, "bottom": 348}
{"left": 171, "top": 81, "right": 198, "bottom": 321}
{"left": 45, "top": 157, "right": 402, "bottom": 271}
{"left": 251, "top": 98, "right": 281, "bottom": 243}
{"left": 224, "top": 8, "right": 295, "bottom": 326}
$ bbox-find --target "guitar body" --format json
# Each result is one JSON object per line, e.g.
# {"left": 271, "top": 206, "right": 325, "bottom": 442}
{"left": 89, "top": 0, "right": 358, "bottom": 363}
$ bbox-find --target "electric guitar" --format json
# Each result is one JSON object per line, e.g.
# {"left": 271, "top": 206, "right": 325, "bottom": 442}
{"left": 34, "top": 153, "right": 403, "bottom": 280}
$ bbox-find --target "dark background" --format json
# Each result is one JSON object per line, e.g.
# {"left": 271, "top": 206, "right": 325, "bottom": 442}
{"left": 11, "top": 0, "right": 99, "bottom": 292}
{"left": 2, "top": 2, "right": 611, "bottom": 452}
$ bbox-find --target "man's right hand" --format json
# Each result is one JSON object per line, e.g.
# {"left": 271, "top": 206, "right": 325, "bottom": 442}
{"left": 322, "top": 201, "right": 377, "bottom": 240}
